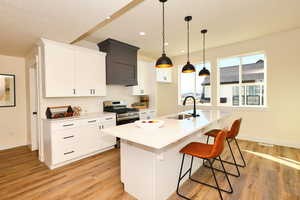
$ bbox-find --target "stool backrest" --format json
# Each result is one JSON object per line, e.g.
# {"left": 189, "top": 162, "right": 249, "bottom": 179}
{"left": 227, "top": 118, "right": 242, "bottom": 138}
{"left": 210, "top": 130, "right": 227, "bottom": 158}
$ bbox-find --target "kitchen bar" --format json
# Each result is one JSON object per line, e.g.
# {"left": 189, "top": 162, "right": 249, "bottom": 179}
{"left": 103, "top": 109, "right": 232, "bottom": 200}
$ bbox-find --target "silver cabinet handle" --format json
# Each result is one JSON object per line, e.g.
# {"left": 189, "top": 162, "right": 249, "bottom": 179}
{"left": 73, "top": 89, "right": 76, "bottom": 95}
{"left": 99, "top": 125, "right": 104, "bottom": 130}
{"left": 64, "top": 150, "right": 74, "bottom": 155}
{"left": 63, "top": 135, "right": 74, "bottom": 139}
{"left": 88, "top": 120, "right": 97, "bottom": 123}
{"left": 63, "top": 123, "right": 74, "bottom": 127}
{"left": 105, "top": 117, "right": 113, "bottom": 120}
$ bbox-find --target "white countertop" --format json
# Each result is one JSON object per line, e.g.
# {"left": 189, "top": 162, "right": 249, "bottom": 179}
{"left": 103, "top": 110, "right": 231, "bottom": 149}
{"left": 42, "top": 112, "right": 116, "bottom": 122}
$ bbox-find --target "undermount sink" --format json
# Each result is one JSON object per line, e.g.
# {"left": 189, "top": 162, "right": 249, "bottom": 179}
{"left": 167, "top": 114, "right": 193, "bottom": 120}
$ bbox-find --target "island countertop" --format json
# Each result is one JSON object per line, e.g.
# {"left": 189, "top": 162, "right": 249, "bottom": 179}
{"left": 103, "top": 110, "right": 231, "bottom": 149}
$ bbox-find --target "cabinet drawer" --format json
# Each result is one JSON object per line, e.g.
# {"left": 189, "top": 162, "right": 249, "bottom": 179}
{"left": 52, "top": 130, "right": 79, "bottom": 146}
{"left": 52, "top": 144, "right": 79, "bottom": 164}
{"left": 81, "top": 118, "right": 99, "bottom": 125}
{"left": 51, "top": 121, "right": 77, "bottom": 130}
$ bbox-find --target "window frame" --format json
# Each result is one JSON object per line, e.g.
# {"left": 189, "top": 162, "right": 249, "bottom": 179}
{"left": 178, "top": 61, "right": 212, "bottom": 106}
{"left": 217, "top": 51, "right": 267, "bottom": 108}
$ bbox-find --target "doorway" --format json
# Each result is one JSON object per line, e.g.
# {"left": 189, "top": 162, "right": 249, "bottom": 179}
{"left": 29, "top": 59, "right": 40, "bottom": 151}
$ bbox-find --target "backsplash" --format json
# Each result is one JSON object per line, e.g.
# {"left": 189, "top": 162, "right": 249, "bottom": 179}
{"left": 39, "top": 85, "right": 139, "bottom": 118}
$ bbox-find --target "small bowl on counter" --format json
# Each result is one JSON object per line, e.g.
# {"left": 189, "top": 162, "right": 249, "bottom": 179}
{"left": 135, "top": 120, "right": 165, "bottom": 128}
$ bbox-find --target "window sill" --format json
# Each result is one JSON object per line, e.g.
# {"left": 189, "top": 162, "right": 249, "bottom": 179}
{"left": 178, "top": 104, "right": 269, "bottom": 112}
{"left": 201, "top": 105, "right": 268, "bottom": 111}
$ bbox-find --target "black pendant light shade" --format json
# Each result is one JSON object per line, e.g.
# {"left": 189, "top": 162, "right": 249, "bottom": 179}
{"left": 199, "top": 29, "right": 210, "bottom": 76}
{"left": 182, "top": 62, "right": 195, "bottom": 73}
{"left": 156, "top": 53, "right": 173, "bottom": 68}
{"left": 156, "top": 0, "right": 173, "bottom": 68}
{"left": 199, "top": 67, "right": 210, "bottom": 76}
{"left": 182, "top": 16, "right": 195, "bottom": 73}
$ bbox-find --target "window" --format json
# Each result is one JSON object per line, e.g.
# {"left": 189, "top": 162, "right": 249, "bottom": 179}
{"left": 179, "top": 63, "right": 211, "bottom": 105}
{"left": 218, "top": 53, "right": 266, "bottom": 107}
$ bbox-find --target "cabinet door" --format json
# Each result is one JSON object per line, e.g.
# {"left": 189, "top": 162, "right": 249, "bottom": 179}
{"left": 79, "top": 119, "right": 102, "bottom": 154}
{"left": 93, "top": 53, "right": 106, "bottom": 96}
{"left": 139, "top": 111, "right": 148, "bottom": 120}
{"left": 148, "top": 110, "right": 156, "bottom": 119}
{"left": 100, "top": 116, "right": 116, "bottom": 148}
{"left": 156, "top": 68, "right": 172, "bottom": 83}
{"left": 43, "top": 41, "right": 75, "bottom": 97}
{"left": 75, "top": 49, "right": 106, "bottom": 96}
{"left": 132, "top": 60, "right": 147, "bottom": 95}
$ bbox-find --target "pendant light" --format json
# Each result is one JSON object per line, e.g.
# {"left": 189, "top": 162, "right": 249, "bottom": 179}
{"left": 199, "top": 29, "right": 210, "bottom": 76}
{"left": 182, "top": 16, "right": 195, "bottom": 73}
{"left": 156, "top": 0, "right": 173, "bottom": 68}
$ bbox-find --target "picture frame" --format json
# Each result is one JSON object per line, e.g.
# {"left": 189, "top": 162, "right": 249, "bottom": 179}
{"left": 0, "top": 74, "right": 16, "bottom": 107}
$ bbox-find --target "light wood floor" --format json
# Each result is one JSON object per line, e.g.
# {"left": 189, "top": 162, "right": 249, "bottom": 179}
{"left": 0, "top": 140, "right": 299, "bottom": 200}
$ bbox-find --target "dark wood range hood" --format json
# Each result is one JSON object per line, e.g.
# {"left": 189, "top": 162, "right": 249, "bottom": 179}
{"left": 97, "top": 39, "right": 139, "bottom": 86}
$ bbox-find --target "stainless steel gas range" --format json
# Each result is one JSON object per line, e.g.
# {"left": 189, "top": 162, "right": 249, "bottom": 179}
{"left": 103, "top": 101, "right": 140, "bottom": 148}
{"left": 103, "top": 101, "right": 140, "bottom": 125}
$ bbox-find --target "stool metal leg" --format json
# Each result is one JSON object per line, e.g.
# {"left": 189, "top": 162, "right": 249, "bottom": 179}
{"left": 208, "top": 159, "right": 223, "bottom": 200}
{"left": 226, "top": 138, "right": 240, "bottom": 176}
{"left": 218, "top": 156, "right": 233, "bottom": 193}
{"left": 176, "top": 155, "right": 233, "bottom": 200}
{"left": 234, "top": 138, "right": 247, "bottom": 167}
{"left": 189, "top": 159, "right": 233, "bottom": 194}
{"left": 204, "top": 139, "right": 240, "bottom": 177}
{"left": 213, "top": 138, "right": 246, "bottom": 168}
{"left": 205, "top": 136, "right": 246, "bottom": 171}
{"left": 176, "top": 154, "right": 192, "bottom": 200}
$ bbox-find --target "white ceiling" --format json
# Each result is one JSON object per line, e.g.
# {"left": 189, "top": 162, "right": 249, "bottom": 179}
{"left": 0, "top": 0, "right": 132, "bottom": 57}
{"left": 86, "top": 0, "right": 300, "bottom": 58}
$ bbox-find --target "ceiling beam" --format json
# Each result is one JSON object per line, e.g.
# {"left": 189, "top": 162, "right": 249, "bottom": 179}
{"left": 70, "top": 0, "right": 144, "bottom": 44}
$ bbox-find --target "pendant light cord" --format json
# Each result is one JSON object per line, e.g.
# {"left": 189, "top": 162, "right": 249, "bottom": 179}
{"left": 187, "top": 20, "right": 190, "bottom": 62}
{"left": 203, "top": 32, "right": 205, "bottom": 68}
{"left": 162, "top": 2, "right": 165, "bottom": 54}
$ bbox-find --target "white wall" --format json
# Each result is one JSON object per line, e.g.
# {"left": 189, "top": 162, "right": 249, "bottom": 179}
{"left": 0, "top": 55, "right": 27, "bottom": 150}
{"left": 157, "top": 28, "right": 300, "bottom": 148}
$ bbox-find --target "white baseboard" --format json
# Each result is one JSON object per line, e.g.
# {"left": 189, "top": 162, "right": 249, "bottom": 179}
{"left": 0, "top": 144, "right": 27, "bottom": 151}
{"left": 237, "top": 135, "right": 300, "bottom": 149}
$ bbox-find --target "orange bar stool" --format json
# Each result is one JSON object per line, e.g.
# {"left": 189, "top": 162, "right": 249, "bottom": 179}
{"left": 204, "top": 118, "right": 246, "bottom": 177}
{"left": 176, "top": 131, "right": 233, "bottom": 200}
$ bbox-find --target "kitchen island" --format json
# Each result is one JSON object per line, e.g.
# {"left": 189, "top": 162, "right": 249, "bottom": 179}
{"left": 103, "top": 110, "right": 232, "bottom": 200}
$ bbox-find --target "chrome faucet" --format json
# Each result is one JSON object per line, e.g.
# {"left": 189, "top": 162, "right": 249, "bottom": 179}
{"left": 183, "top": 96, "right": 199, "bottom": 117}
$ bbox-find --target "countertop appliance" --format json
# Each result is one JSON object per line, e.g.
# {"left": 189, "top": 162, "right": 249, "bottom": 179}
{"left": 103, "top": 100, "right": 140, "bottom": 148}
{"left": 103, "top": 101, "right": 139, "bottom": 125}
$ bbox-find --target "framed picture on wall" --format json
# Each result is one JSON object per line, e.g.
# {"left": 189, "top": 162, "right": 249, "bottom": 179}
{"left": 0, "top": 74, "right": 16, "bottom": 107}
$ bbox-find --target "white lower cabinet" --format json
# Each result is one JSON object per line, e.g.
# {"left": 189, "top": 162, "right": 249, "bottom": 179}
{"left": 100, "top": 116, "right": 117, "bottom": 148}
{"left": 43, "top": 114, "right": 116, "bottom": 169}
{"left": 139, "top": 109, "right": 156, "bottom": 120}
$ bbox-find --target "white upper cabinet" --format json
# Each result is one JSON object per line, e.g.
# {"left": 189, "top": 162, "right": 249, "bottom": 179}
{"left": 156, "top": 68, "right": 172, "bottom": 83}
{"left": 42, "top": 40, "right": 76, "bottom": 97}
{"left": 74, "top": 47, "right": 106, "bottom": 96}
{"left": 132, "top": 60, "right": 153, "bottom": 95}
{"left": 40, "top": 39, "right": 106, "bottom": 97}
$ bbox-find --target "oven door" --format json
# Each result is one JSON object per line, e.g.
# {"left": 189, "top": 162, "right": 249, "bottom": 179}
{"left": 116, "top": 117, "right": 139, "bottom": 126}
